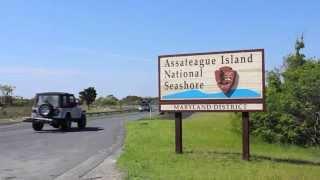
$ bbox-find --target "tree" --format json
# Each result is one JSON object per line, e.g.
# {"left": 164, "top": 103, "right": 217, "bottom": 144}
{"left": 79, "top": 87, "right": 97, "bottom": 110}
{"left": 105, "top": 95, "right": 119, "bottom": 105}
{"left": 295, "top": 34, "right": 305, "bottom": 56}
{"left": 95, "top": 94, "right": 119, "bottom": 106}
{"left": 251, "top": 37, "right": 320, "bottom": 146}
{"left": 121, "top": 95, "right": 142, "bottom": 105}
{"left": 285, "top": 35, "right": 306, "bottom": 69}
{"left": 0, "top": 84, "right": 16, "bottom": 105}
{"left": 0, "top": 84, "right": 15, "bottom": 96}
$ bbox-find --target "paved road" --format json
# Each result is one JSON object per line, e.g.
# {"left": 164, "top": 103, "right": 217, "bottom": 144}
{"left": 0, "top": 112, "right": 151, "bottom": 180}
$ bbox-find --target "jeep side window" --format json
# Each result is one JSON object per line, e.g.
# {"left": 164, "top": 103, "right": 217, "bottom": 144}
{"left": 69, "top": 95, "right": 76, "bottom": 107}
{"left": 62, "top": 95, "right": 68, "bottom": 107}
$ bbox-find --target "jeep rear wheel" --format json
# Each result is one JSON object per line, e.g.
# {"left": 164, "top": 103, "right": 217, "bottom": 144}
{"left": 51, "top": 120, "right": 60, "bottom": 128}
{"left": 32, "top": 121, "right": 44, "bottom": 131}
{"left": 78, "top": 114, "right": 86, "bottom": 129}
{"left": 61, "top": 115, "right": 72, "bottom": 130}
{"left": 51, "top": 123, "right": 60, "bottom": 128}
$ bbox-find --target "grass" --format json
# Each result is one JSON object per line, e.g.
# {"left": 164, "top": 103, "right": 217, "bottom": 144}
{"left": 84, "top": 105, "right": 139, "bottom": 113}
{"left": 0, "top": 105, "right": 31, "bottom": 124}
{"left": 117, "top": 113, "right": 320, "bottom": 180}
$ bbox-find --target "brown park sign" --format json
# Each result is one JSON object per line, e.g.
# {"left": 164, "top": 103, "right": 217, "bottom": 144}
{"left": 158, "top": 49, "right": 265, "bottom": 112}
{"left": 158, "top": 49, "right": 265, "bottom": 159}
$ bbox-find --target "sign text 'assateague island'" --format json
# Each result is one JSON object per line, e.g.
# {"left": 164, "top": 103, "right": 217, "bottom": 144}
{"left": 158, "top": 49, "right": 265, "bottom": 112}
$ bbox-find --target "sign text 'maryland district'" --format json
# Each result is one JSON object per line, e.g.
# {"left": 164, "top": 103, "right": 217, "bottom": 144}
{"left": 161, "top": 103, "right": 263, "bottom": 111}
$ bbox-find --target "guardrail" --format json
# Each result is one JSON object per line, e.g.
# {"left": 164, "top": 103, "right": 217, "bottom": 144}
{"left": 20, "top": 109, "right": 139, "bottom": 123}
{"left": 86, "top": 109, "right": 139, "bottom": 117}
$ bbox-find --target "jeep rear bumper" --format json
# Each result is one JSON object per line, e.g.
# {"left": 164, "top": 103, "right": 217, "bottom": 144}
{"left": 23, "top": 117, "right": 53, "bottom": 123}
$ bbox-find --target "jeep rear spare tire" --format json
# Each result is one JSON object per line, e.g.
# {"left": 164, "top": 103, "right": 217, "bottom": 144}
{"left": 39, "top": 104, "right": 53, "bottom": 117}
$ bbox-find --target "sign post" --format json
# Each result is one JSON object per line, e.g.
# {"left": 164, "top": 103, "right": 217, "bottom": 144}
{"left": 158, "top": 49, "right": 265, "bottom": 160}
{"left": 175, "top": 112, "right": 183, "bottom": 154}
{"left": 242, "top": 112, "right": 250, "bottom": 160}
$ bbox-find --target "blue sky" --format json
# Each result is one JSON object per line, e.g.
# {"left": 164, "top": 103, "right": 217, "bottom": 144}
{"left": 0, "top": 0, "right": 319, "bottom": 98}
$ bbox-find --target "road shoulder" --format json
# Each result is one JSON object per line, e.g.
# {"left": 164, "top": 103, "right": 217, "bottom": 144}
{"left": 55, "top": 120, "right": 125, "bottom": 180}
{"left": 80, "top": 148, "right": 123, "bottom": 180}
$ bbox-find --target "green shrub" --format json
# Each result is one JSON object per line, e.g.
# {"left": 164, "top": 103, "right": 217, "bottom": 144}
{"left": 251, "top": 39, "right": 320, "bottom": 146}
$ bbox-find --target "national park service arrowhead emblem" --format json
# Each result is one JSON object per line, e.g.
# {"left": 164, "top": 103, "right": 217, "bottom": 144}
{"left": 215, "top": 66, "right": 237, "bottom": 94}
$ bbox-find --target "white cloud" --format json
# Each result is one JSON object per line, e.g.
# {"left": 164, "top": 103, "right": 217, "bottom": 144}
{"left": 63, "top": 46, "right": 153, "bottom": 63}
{"left": 0, "top": 66, "right": 82, "bottom": 76}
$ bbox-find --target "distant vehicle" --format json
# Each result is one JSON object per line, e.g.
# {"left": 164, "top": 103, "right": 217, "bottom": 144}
{"left": 25, "top": 92, "right": 86, "bottom": 131}
{"left": 138, "top": 103, "right": 151, "bottom": 112}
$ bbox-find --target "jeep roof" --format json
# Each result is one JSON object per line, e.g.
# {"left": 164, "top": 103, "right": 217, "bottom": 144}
{"left": 36, "top": 92, "right": 74, "bottom": 96}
